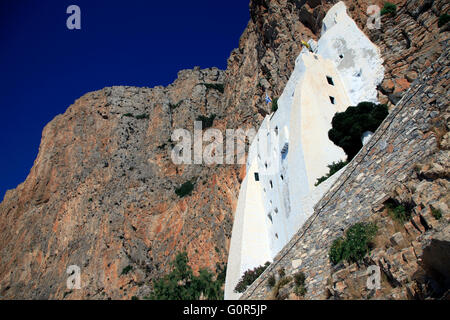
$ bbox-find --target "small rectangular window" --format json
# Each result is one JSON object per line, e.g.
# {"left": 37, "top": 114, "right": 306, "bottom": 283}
{"left": 254, "top": 172, "right": 259, "bottom": 181}
{"left": 329, "top": 96, "right": 335, "bottom": 104}
{"left": 326, "top": 76, "right": 334, "bottom": 86}
{"left": 281, "top": 143, "right": 289, "bottom": 160}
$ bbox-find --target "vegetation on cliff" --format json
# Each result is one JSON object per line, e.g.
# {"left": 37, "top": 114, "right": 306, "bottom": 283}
{"left": 148, "top": 252, "right": 226, "bottom": 300}
{"left": 438, "top": 14, "right": 450, "bottom": 28}
{"left": 175, "top": 181, "right": 195, "bottom": 198}
{"left": 381, "top": 2, "right": 397, "bottom": 16}
{"left": 200, "top": 83, "right": 224, "bottom": 93}
{"left": 271, "top": 98, "right": 279, "bottom": 112}
{"left": 196, "top": 114, "right": 216, "bottom": 129}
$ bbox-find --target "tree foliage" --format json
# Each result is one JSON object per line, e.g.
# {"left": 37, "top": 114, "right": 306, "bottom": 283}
{"left": 328, "top": 102, "right": 388, "bottom": 161}
{"left": 234, "top": 262, "right": 270, "bottom": 293}
{"left": 315, "top": 160, "right": 348, "bottom": 186}
{"left": 148, "top": 252, "right": 226, "bottom": 300}
{"left": 201, "top": 83, "right": 224, "bottom": 93}
{"left": 175, "top": 181, "right": 194, "bottom": 198}
{"left": 271, "top": 98, "right": 278, "bottom": 112}
{"left": 196, "top": 114, "right": 216, "bottom": 129}
{"left": 438, "top": 14, "right": 450, "bottom": 28}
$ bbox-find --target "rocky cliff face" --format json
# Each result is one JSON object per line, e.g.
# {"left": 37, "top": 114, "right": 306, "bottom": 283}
{"left": 0, "top": 0, "right": 448, "bottom": 299}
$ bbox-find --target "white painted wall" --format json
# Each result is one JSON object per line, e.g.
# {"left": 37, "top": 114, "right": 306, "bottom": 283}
{"left": 224, "top": 1, "right": 384, "bottom": 300}
{"left": 317, "top": 1, "right": 384, "bottom": 105}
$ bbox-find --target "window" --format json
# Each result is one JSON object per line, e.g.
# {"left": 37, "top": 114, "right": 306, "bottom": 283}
{"left": 275, "top": 233, "right": 278, "bottom": 239}
{"left": 270, "top": 180, "right": 273, "bottom": 189}
{"left": 280, "top": 174, "right": 284, "bottom": 180}
{"left": 274, "top": 207, "right": 278, "bottom": 214}
{"left": 339, "top": 54, "right": 344, "bottom": 59}
{"left": 254, "top": 172, "right": 259, "bottom": 181}
{"left": 265, "top": 162, "right": 268, "bottom": 169}
{"left": 275, "top": 126, "right": 278, "bottom": 135}
{"left": 326, "top": 76, "right": 334, "bottom": 86}
{"left": 268, "top": 213, "right": 273, "bottom": 223}
{"left": 329, "top": 96, "right": 335, "bottom": 104}
{"left": 281, "top": 143, "right": 289, "bottom": 160}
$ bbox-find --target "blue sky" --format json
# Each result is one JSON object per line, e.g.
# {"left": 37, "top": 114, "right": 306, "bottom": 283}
{"left": 0, "top": 0, "right": 250, "bottom": 200}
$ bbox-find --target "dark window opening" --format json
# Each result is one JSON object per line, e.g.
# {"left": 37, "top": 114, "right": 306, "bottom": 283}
{"left": 280, "top": 174, "right": 284, "bottom": 180}
{"left": 270, "top": 180, "right": 273, "bottom": 189}
{"left": 275, "top": 233, "right": 278, "bottom": 239}
{"left": 281, "top": 143, "right": 289, "bottom": 160}
{"left": 326, "top": 76, "right": 334, "bottom": 86}
{"left": 274, "top": 207, "right": 278, "bottom": 214}
{"left": 339, "top": 54, "right": 344, "bottom": 59}
{"left": 268, "top": 213, "right": 273, "bottom": 223}
{"left": 265, "top": 162, "right": 268, "bottom": 169}
{"left": 254, "top": 172, "right": 259, "bottom": 181}
{"left": 329, "top": 96, "right": 335, "bottom": 104}
{"left": 275, "top": 126, "right": 278, "bottom": 135}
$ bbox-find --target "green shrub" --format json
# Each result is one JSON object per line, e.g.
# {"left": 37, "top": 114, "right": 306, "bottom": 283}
{"left": 148, "top": 252, "right": 225, "bottom": 300}
{"left": 169, "top": 100, "right": 183, "bottom": 110}
{"left": 315, "top": 160, "right": 348, "bottom": 186}
{"left": 329, "top": 222, "right": 378, "bottom": 265}
{"left": 88, "top": 198, "right": 93, "bottom": 202}
{"left": 175, "top": 181, "right": 195, "bottom": 198}
{"left": 293, "top": 271, "right": 307, "bottom": 297}
{"left": 438, "top": 14, "right": 450, "bottom": 27}
{"left": 122, "top": 113, "right": 134, "bottom": 118}
{"left": 135, "top": 113, "right": 149, "bottom": 119}
{"left": 268, "top": 275, "right": 276, "bottom": 288}
{"left": 196, "top": 114, "right": 216, "bottom": 129}
{"left": 131, "top": 296, "right": 139, "bottom": 300}
{"left": 234, "top": 262, "right": 270, "bottom": 293}
{"left": 328, "top": 102, "right": 388, "bottom": 161}
{"left": 432, "top": 208, "right": 442, "bottom": 220}
{"left": 271, "top": 98, "right": 278, "bottom": 112}
{"left": 381, "top": 2, "right": 397, "bottom": 16}
{"left": 294, "top": 284, "right": 307, "bottom": 296}
{"left": 386, "top": 202, "right": 411, "bottom": 223}
{"left": 278, "top": 268, "right": 286, "bottom": 278}
{"left": 121, "top": 265, "right": 133, "bottom": 275}
{"left": 201, "top": 83, "right": 224, "bottom": 93}
{"left": 271, "top": 276, "right": 292, "bottom": 300}
{"left": 294, "top": 272, "right": 306, "bottom": 287}
{"left": 277, "top": 276, "right": 292, "bottom": 288}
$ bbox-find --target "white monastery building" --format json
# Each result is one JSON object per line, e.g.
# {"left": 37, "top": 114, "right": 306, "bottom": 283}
{"left": 224, "top": 2, "right": 385, "bottom": 299}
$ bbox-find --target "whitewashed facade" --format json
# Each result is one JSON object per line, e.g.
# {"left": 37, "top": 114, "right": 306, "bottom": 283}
{"left": 225, "top": 2, "right": 384, "bottom": 300}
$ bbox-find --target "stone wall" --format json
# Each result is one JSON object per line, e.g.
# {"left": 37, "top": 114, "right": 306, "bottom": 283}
{"left": 241, "top": 42, "right": 449, "bottom": 300}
